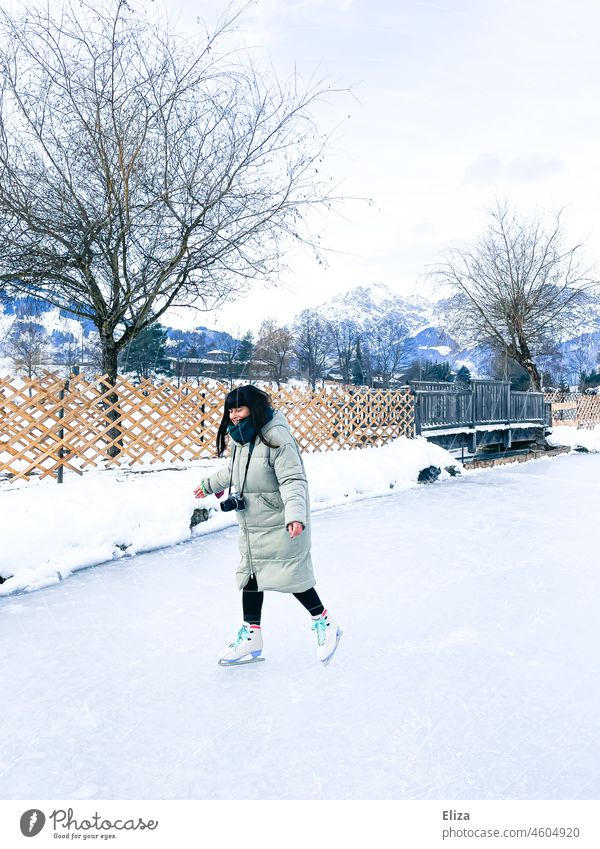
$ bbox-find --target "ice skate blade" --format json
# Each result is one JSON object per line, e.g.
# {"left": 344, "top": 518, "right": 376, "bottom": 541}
{"left": 321, "top": 629, "right": 343, "bottom": 667}
{"left": 218, "top": 656, "right": 266, "bottom": 667}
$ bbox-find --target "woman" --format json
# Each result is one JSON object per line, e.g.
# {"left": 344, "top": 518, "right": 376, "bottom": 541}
{"left": 194, "top": 385, "right": 341, "bottom": 667}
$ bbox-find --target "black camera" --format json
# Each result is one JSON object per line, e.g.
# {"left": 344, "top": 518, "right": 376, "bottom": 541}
{"left": 220, "top": 492, "right": 246, "bottom": 512}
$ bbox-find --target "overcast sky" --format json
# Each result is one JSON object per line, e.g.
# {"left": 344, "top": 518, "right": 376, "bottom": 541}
{"left": 124, "top": 1, "right": 600, "bottom": 331}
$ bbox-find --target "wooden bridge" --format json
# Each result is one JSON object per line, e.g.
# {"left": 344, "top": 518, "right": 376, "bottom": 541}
{"left": 411, "top": 379, "right": 552, "bottom": 454}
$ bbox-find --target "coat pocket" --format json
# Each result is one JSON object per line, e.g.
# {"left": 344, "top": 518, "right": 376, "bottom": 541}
{"left": 257, "top": 492, "right": 284, "bottom": 511}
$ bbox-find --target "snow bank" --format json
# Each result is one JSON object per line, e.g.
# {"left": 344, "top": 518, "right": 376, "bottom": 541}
{"left": 0, "top": 356, "right": 15, "bottom": 377}
{"left": 546, "top": 425, "right": 600, "bottom": 452}
{"left": 0, "top": 436, "right": 458, "bottom": 595}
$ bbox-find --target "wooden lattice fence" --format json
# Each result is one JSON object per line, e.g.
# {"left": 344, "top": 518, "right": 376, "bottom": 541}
{"left": 545, "top": 392, "right": 600, "bottom": 430}
{"left": 0, "top": 374, "right": 415, "bottom": 483}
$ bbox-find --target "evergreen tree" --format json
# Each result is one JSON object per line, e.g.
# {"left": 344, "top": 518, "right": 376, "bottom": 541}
{"left": 119, "top": 323, "right": 171, "bottom": 380}
{"left": 455, "top": 365, "right": 471, "bottom": 387}
{"left": 236, "top": 331, "right": 254, "bottom": 378}
{"left": 558, "top": 376, "right": 570, "bottom": 394}
{"left": 403, "top": 358, "right": 425, "bottom": 383}
{"left": 541, "top": 370, "right": 556, "bottom": 390}
{"left": 352, "top": 337, "right": 365, "bottom": 385}
{"left": 423, "top": 360, "right": 453, "bottom": 382}
{"left": 580, "top": 368, "right": 600, "bottom": 390}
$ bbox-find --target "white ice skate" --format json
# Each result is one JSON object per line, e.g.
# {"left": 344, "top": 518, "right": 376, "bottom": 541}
{"left": 311, "top": 610, "right": 342, "bottom": 666}
{"left": 218, "top": 623, "right": 265, "bottom": 666}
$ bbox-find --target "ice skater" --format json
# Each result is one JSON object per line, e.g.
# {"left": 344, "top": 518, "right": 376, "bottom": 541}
{"left": 194, "top": 384, "right": 341, "bottom": 667}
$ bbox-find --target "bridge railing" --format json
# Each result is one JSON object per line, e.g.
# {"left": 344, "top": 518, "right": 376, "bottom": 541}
{"left": 412, "top": 387, "right": 472, "bottom": 430}
{"left": 411, "top": 380, "right": 547, "bottom": 434}
{"left": 510, "top": 390, "right": 546, "bottom": 422}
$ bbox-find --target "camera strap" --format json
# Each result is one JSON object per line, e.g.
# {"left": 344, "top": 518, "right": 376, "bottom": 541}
{"left": 227, "top": 442, "right": 254, "bottom": 497}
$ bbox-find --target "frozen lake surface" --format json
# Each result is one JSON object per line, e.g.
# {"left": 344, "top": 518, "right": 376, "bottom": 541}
{"left": 2, "top": 453, "right": 599, "bottom": 800}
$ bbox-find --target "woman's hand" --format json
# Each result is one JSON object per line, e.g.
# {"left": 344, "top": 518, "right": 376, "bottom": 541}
{"left": 287, "top": 521, "right": 304, "bottom": 539}
{"left": 193, "top": 484, "right": 207, "bottom": 499}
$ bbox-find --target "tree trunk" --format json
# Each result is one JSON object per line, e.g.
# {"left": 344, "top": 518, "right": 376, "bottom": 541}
{"left": 100, "top": 336, "right": 123, "bottom": 459}
{"left": 508, "top": 338, "right": 542, "bottom": 392}
{"left": 522, "top": 359, "right": 542, "bottom": 392}
{"left": 101, "top": 337, "right": 119, "bottom": 383}
{"left": 514, "top": 340, "right": 542, "bottom": 392}
{"left": 511, "top": 351, "right": 542, "bottom": 391}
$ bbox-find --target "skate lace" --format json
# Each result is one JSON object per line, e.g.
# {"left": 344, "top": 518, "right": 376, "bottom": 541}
{"left": 230, "top": 624, "right": 250, "bottom": 648}
{"left": 311, "top": 618, "right": 327, "bottom": 646}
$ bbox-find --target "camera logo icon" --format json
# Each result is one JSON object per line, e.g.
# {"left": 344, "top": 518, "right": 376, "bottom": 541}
{"left": 19, "top": 809, "right": 46, "bottom": 837}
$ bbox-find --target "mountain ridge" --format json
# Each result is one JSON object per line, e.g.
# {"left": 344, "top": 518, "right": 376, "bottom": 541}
{"left": 2, "top": 285, "right": 600, "bottom": 383}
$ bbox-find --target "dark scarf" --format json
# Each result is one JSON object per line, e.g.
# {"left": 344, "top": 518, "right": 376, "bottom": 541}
{"left": 227, "top": 409, "right": 274, "bottom": 451}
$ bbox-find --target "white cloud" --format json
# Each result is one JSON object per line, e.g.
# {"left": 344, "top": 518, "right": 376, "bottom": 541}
{"left": 464, "top": 153, "right": 566, "bottom": 186}
{"left": 410, "top": 221, "right": 437, "bottom": 240}
{"left": 507, "top": 154, "right": 567, "bottom": 183}
{"left": 273, "top": 0, "right": 354, "bottom": 11}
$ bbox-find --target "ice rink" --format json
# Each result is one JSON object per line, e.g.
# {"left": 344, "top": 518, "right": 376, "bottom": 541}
{"left": 2, "top": 453, "right": 599, "bottom": 800}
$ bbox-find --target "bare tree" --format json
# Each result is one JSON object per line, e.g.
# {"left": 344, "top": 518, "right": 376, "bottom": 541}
{"left": 326, "top": 318, "right": 359, "bottom": 385}
{"left": 6, "top": 317, "right": 49, "bottom": 380}
{"left": 430, "top": 203, "right": 597, "bottom": 390}
{"left": 0, "top": 0, "right": 344, "bottom": 383}
{"left": 558, "top": 336, "right": 598, "bottom": 390}
{"left": 253, "top": 318, "right": 293, "bottom": 386}
{"left": 364, "top": 316, "right": 410, "bottom": 388}
{"left": 293, "top": 308, "right": 331, "bottom": 389}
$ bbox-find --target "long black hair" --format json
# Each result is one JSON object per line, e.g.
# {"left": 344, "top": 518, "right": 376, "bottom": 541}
{"left": 216, "top": 384, "right": 277, "bottom": 457}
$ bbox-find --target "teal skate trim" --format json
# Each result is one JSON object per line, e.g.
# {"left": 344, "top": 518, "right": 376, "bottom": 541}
{"left": 236, "top": 624, "right": 250, "bottom": 644}
{"left": 311, "top": 618, "right": 328, "bottom": 646}
{"left": 228, "top": 624, "right": 251, "bottom": 649}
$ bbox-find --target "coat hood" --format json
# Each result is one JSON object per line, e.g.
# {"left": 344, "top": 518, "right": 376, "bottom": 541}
{"left": 261, "top": 408, "right": 292, "bottom": 437}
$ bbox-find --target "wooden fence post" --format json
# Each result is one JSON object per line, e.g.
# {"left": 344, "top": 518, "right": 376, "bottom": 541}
{"left": 57, "top": 377, "right": 70, "bottom": 484}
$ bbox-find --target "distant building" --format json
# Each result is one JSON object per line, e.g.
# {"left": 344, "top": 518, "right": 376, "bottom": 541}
{"left": 169, "top": 350, "right": 252, "bottom": 381}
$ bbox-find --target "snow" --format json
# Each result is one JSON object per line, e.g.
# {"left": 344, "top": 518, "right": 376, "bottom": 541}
{"left": 1, "top": 452, "right": 599, "bottom": 800}
{"left": 423, "top": 422, "right": 545, "bottom": 436}
{"left": 0, "top": 355, "right": 13, "bottom": 376}
{"left": 0, "top": 436, "right": 459, "bottom": 595}
{"left": 474, "top": 421, "right": 543, "bottom": 431}
{"left": 418, "top": 344, "right": 451, "bottom": 356}
{"left": 546, "top": 424, "right": 600, "bottom": 452}
{"left": 421, "top": 425, "right": 474, "bottom": 436}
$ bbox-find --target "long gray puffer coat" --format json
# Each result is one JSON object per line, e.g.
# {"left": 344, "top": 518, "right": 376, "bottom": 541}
{"left": 202, "top": 410, "right": 315, "bottom": 593}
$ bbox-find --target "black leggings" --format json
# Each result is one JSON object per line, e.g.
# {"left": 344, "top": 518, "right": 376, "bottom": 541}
{"left": 242, "top": 575, "right": 324, "bottom": 625}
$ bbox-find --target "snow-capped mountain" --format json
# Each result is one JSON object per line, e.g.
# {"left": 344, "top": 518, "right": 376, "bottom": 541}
{"left": 311, "top": 283, "right": 463, "bottom": 367}
{"left": 310, "top": 283, "right": 600, "bottom": 378}
{"left": 317, "top": 284, "right": 435, "bottom": 336}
